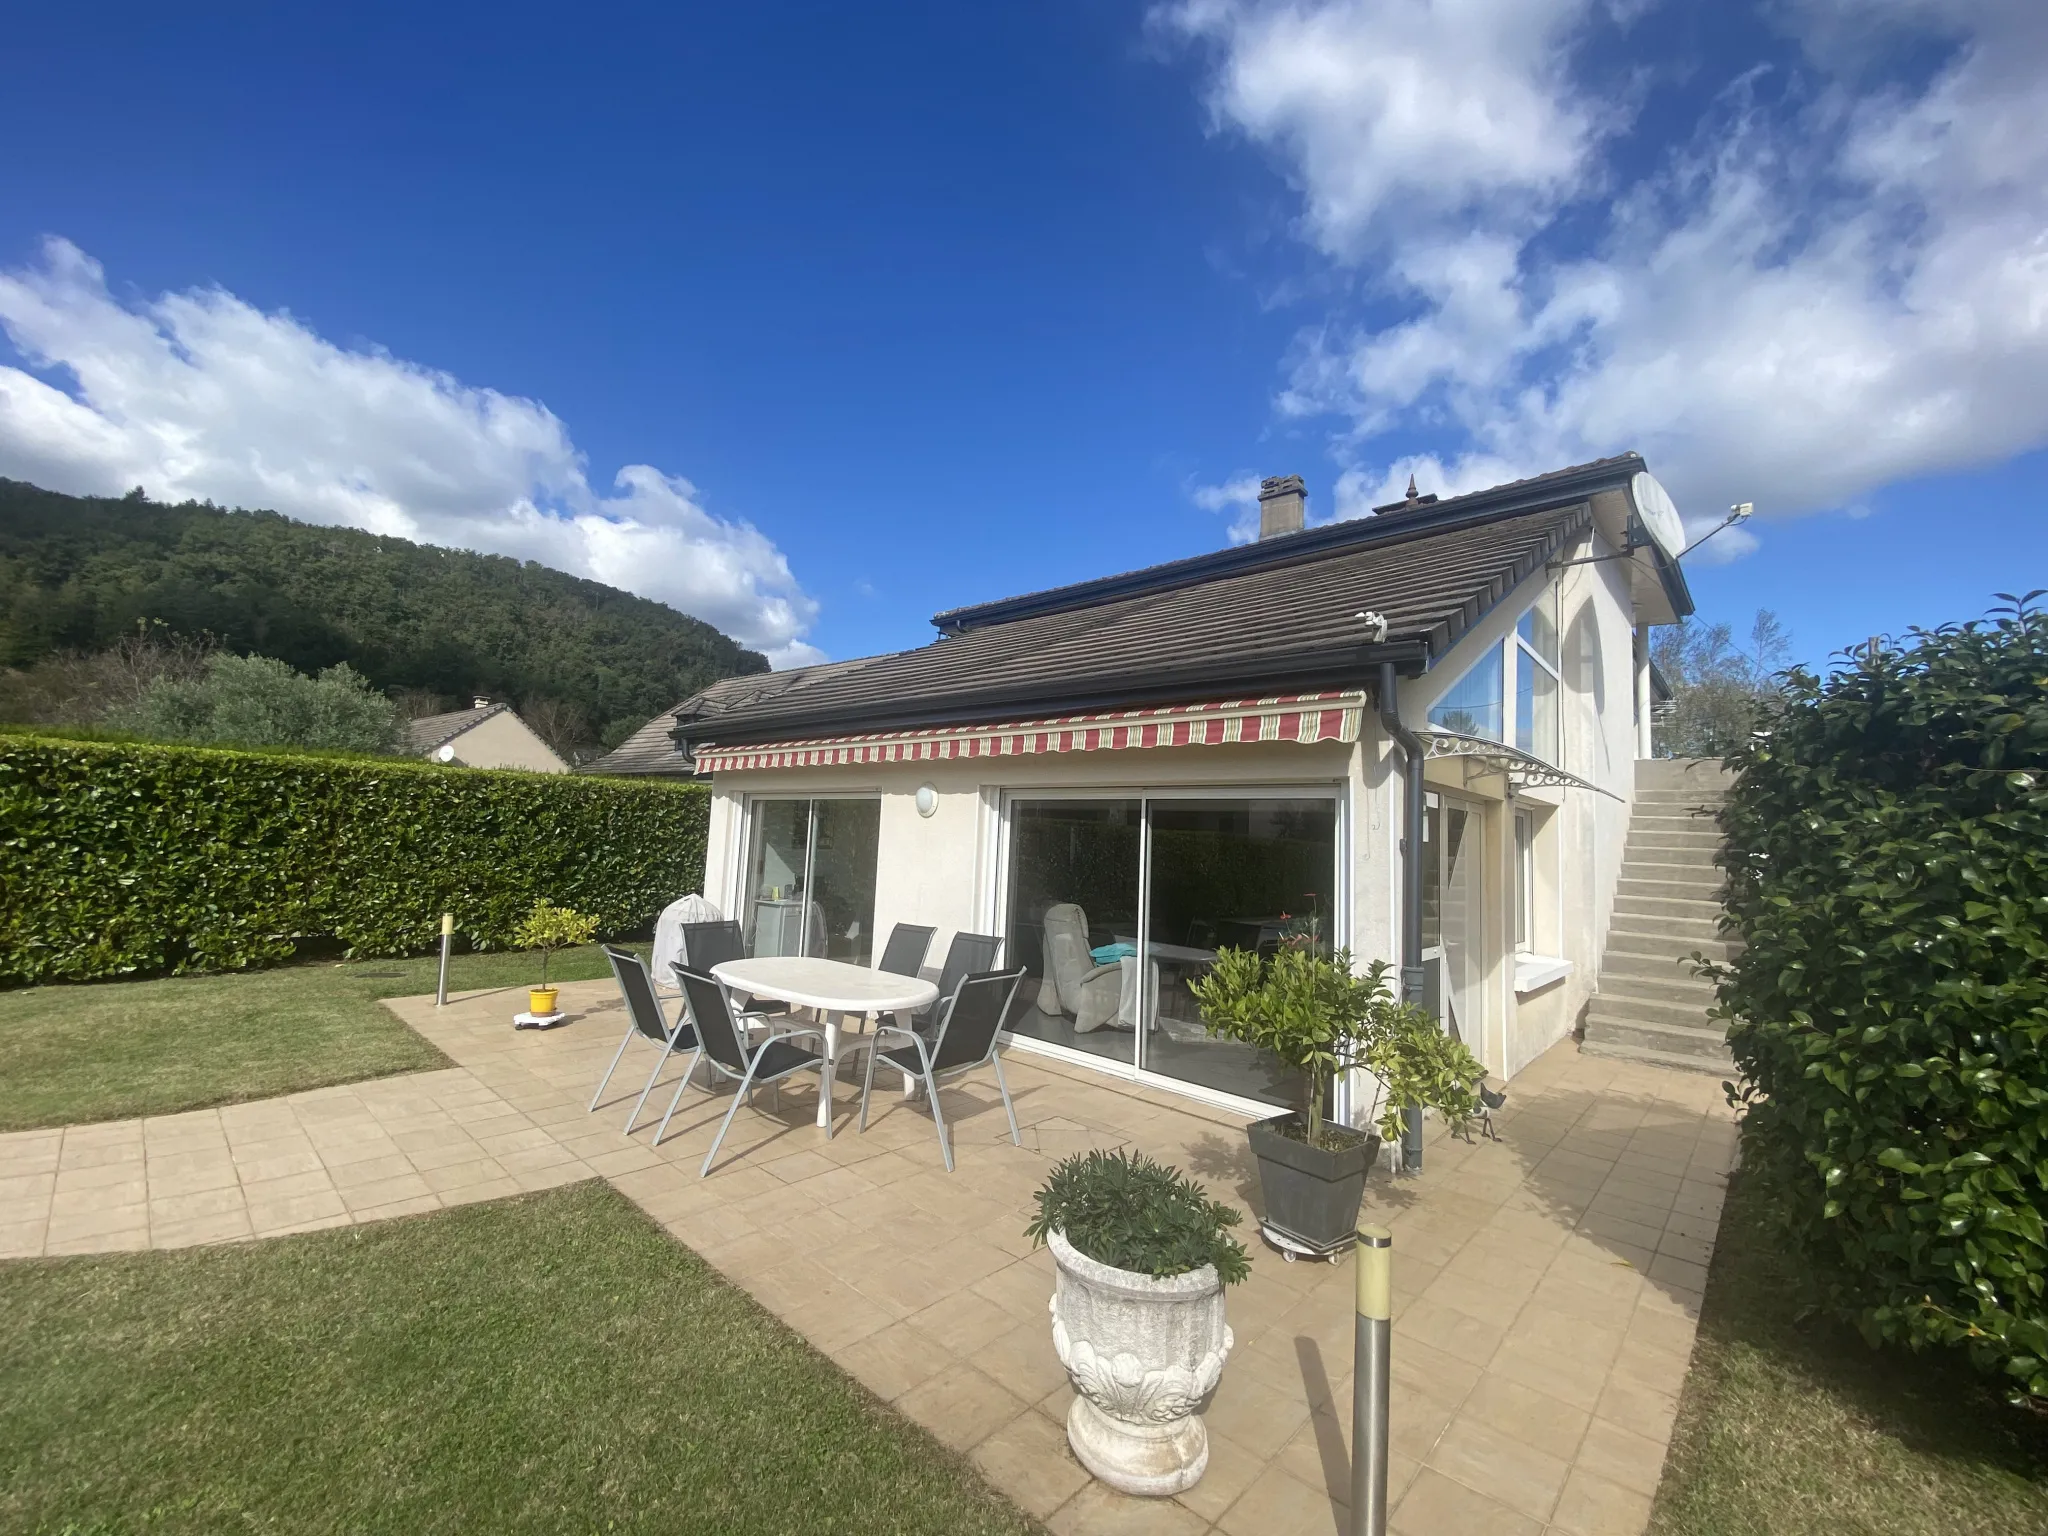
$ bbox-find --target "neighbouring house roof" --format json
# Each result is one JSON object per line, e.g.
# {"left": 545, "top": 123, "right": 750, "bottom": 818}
{"left": 403, "top": 703, "right": 508, "bottom": 755}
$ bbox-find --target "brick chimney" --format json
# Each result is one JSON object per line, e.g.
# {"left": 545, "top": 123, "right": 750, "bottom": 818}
{"left": 1257, "top": 475, "right": 1306, "bottom": 539}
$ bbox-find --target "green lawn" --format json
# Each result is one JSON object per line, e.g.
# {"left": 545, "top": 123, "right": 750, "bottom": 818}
{"left": 1650, "top": 1170, "right": 2048, "bottom": 1534}
{"left": 0, "top": 943, "right": 639, "bottom": 1132}
{"left": 0, "top": 1181, "right": 1036, "bottom": 1536}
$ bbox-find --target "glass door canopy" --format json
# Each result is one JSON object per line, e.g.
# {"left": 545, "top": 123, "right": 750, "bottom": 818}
{"left": 740, "top": 797, "right": 881, "bottom": 965}
{"left": 1003, "top": 792, "right": 1339, "bottom": 1110}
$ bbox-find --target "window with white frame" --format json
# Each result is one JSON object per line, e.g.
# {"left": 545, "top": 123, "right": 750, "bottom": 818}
{"left": 1515, "top": 589, "right": 1561, "bottom": 761}
{"left": 1514, "top": 807, "right": 1536, "bottom": 952}
{"left": 1426, "top": 586, "right": 1563, "bottom": 763}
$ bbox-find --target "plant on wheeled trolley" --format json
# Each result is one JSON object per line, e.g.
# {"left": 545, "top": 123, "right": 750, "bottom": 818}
{"left": 1191, "top": 948, "right": 1484, "bottom": 1260}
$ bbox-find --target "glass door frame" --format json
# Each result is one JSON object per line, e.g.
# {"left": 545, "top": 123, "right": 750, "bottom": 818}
{"left": 989, "top": 779, "right": 1353, "bottom": 1120}
{"left": 732, "top": 790, "right": 885, "bottom": 961}
{"left": 1420, "top": 787, "right": 1491, "bottom": 1067}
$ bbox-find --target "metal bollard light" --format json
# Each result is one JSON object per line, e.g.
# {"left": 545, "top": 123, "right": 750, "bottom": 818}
{"left": 435, "top": 913, "right": 453, "bottom": 1007}
{"left": 1352, "top": 1224, "right": 1392, "bottom": 1536}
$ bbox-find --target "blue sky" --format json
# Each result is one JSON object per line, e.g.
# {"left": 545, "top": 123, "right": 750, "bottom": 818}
{"left": 1, "top": 2, "right": 2042, "bottom": 675}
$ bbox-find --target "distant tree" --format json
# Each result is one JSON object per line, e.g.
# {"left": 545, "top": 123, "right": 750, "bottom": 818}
{"left": 108, "top": 653, "right": 399, "bottom": 754}
{"left": 599, "top": 714, "right": 648, "bottom": 753}
{"left": 0, "top": 479, "right": 771, "bottom": 751}
{"left": 1652, "top": 610, "right": 1791, "bottom": 759}
{"left": 0, "top": 624, "right": 213, "bottom": 727}
{"left": 522, "top": 696, "right": 595, "bottom": 763}
{"left": 389, "top": 687, "right": 452, "bottom": 723}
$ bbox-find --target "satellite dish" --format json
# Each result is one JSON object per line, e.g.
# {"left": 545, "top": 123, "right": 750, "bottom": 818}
{"left": 1629, "top": 473, "right": 1686, "bottom": 561}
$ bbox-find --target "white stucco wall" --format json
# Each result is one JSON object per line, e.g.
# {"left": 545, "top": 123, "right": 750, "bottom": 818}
{"left": 435, "top": 710, "right": 570, "bottom": 773}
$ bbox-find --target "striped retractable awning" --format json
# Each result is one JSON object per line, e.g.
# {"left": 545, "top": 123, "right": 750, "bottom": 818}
{"left": 692, "top": 691, "right": 1367, "bottom": 773}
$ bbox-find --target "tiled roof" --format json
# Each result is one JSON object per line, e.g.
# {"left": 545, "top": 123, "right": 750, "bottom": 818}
{"left": 402, "top": 703, "right": 507, "bottom": 755}
{"left": 582, "top": 710, "right": 696, "bottom": 777}
{"left": 679, "top": 481, "right": 1609, "bottom": 747}
{"left": 930, "top": 453, "right": 1646, "bottom": 635}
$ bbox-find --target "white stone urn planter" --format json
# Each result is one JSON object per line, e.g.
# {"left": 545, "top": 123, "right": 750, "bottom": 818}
{"left": 1046, "top": 1227, "right": 1234, "bottom": 1496}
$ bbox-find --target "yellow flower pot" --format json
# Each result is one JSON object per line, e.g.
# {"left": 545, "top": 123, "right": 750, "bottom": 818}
{"left": 528, "top": 986, "right": 560, "bottom": 1016}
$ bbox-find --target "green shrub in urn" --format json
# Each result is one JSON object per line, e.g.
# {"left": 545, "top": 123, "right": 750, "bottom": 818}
{"left": 1027, "top": 1149, "right": 1249, "bottom": 1284}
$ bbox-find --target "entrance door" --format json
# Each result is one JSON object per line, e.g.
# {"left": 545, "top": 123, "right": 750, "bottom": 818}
{"left": 1422, "top": 792, "right": 1486, "bottom": 1055}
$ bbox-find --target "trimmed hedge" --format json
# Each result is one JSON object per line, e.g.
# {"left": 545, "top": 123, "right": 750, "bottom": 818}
{"left": 1713, "top": 597, "right": 2048, "bottom": 1403}
{"left": 0, "top": 732, "right": 709, "bottom": 983}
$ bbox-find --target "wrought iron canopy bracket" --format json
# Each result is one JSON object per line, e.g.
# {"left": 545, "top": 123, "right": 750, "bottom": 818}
{"left": 1419, "top": 730, "right": 1624, "bottom": 800}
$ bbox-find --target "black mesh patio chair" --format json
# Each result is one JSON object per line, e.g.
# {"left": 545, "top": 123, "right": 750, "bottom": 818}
{"left": 912, "top": 930, "right": 1003, "bottom": 1033}
{"left": 680, "top": 919, "right": 788, "bottom": 1016}
{"left": 668, "top": 965, "right": 832, "bottom": 1175}
{"left": 875, "top": 922, "right": 936, "bottom": 979}
{"left": 589, "top": 946, "right": 702, "bottom": 1135}
{"left": 859, "top": 966, "right": 1026, "bottom": 1173}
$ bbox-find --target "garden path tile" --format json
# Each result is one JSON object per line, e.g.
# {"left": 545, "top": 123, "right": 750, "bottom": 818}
{"left": 970, "top": 1404, "right": 1092, "bottom": 1520}
{"left": 1048, "top": 1480, "right": 1214, "bottom": 1535}
{"left": 1549, "top": 1467, "right": 1656, "bottom": 1535}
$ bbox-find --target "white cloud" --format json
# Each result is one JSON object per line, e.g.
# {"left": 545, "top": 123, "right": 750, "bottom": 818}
{"left": 0, "top": 239, "right": 823, "bottom": 667}
{"left": 1189, "top": 473, "right": 1266, "bottom": 542}
{"left": 1164, "top": 0, "right": 1608, "bottom": 258}
{"left": 1161, "top": 1, "right": 2048, "bottom": 554}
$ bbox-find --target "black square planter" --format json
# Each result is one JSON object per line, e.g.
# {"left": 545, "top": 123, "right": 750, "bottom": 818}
{"left": 1246, "top": 1112, "right": 1380, "bottom": 1253}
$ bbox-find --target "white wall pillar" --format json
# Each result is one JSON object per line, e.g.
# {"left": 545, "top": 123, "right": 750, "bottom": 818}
{"left": 1633, "top": 625, "right": 1654, "bottom": 760}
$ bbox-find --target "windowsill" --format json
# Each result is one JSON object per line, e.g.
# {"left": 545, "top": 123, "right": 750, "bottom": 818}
{"left": 1513, "top": 953, "right": 1573, "bottom": 995}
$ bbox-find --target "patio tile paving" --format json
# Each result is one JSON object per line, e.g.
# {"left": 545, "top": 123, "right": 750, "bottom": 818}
{"left": 0, "top": 976, "right": 1737, "bottom": 1534}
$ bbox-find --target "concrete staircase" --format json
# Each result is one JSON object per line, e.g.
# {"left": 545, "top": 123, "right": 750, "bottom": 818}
{"left": 1582, "top": 758, "right": 1737, "bottom": 1074}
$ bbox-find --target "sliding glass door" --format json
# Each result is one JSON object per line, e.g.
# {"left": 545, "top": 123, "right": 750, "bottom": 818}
{"left": 1002, "top": 800, "right": 1140, "bottom": 1068}
{"left": 741, "top": 797, "right": 881, "bottom": 964}
{"left": 1143, "top": 798, "right": 1336, "bottom": 1105}
{"left": 1002, "top": 789, "right": 1340, "bottom": 1111}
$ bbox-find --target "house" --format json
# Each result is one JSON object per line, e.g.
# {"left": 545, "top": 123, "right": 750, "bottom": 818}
{"left": 670, "top": 454, "right": 1694, "bottom": 1122}
{"left": 403, "top": 699, "right": 569, "bottom": 773}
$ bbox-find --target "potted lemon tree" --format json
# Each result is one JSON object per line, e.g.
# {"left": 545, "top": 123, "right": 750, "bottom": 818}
{"left": 512, "top": 899, "right": 598, "bottom": 1016}
{"left": 1028, "top": 1149, "right": 1249, "bottom": 1496}
{"left": 1192, "top": 949, "right": 1484, "bottom": 1255}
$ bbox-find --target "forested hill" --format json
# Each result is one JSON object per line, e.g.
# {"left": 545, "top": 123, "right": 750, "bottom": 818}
{"left": 0, "top": 480, "right": 770, "bottom": 747}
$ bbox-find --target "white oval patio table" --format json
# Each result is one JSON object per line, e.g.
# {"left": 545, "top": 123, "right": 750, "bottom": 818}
{"left": 710, "top": 957, "right": 938, "bottom": 1136}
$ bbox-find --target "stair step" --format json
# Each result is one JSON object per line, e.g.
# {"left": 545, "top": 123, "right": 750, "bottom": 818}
{"left": 1625, "top": 828, "right": 1724, "bottom": 847}
{"left": 1620, "top": 873, "right": 1723, "bottom": 894}
{"left": 1618, "top": 864, "right": 1725, "bottom": 891}
{"left": 1583, "top": 1008, "right": 1730, "bottom": 1053}
{"left": 1597, "top": 970, "right": 1722, "bottom": 1007}
{"left": 1602, "top": 948, "right": 1726, "bottom": 983}
{"left": 1612, "top": 893, "right": 1724, "bottom": 921}
{"left": 1627, "top": 829, "right": 1725, "bottom": 848}
{"left": 1623, "top": 860, "right": 1721, "bottom": 881}
{"left": 1587, "top": 990, "right": 1721, "bottom": 1030}
{"left": 1608, "top": 928, "right": 1739, "bottom": 958}
{"left": 1579, "top": 1036, "right": 1735, "bottom": 1076}
{"left": 1610, "top": 914, "right": 1728, "bottom": 945}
